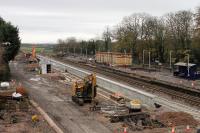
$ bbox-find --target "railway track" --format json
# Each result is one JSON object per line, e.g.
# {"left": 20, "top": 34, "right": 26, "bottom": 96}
{"left": 57, "top": 58, "right": 200, "bottom": 109}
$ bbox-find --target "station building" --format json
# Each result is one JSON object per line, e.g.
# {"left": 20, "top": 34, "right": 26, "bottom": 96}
{"left": 174, "top": 62, "right": 199, "bottom": 79}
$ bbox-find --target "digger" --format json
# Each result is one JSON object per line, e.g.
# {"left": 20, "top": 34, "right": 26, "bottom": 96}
{"left": 71, "top": 73, "right": 97, "bottom": 106}
{"left": 25, "top": 47, "right": 39, "bottom": 72}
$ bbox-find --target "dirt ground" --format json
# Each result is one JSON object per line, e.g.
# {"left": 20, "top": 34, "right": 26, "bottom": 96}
{"left": 0, "top": 98, "right": 55, "bottom": 133}
{"left": 10, "top": 60, "right": 112, "bottom": 133}
{"left": 8, "top": 53, "right": 200, "bottom": 133}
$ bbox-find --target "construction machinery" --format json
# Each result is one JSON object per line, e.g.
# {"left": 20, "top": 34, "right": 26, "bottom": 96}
{"left": 25, "top": 47, "right": 39, "bottom": 72}
{"left": 71, "top": 73, "right": 97, "bottom": 106}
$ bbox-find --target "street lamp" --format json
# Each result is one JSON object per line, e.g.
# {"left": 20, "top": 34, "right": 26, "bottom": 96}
{"left": 84, "top": 42, "right": 88, "bottom": 59}
{"left": 169, "top": 50, "right": 173, "bottom": 69}
{"left": 143, "top": 50, "right": 146, "bottom": 66}
{"left": 67, "top": 47, "right": 69, "bottom": 54}
{"left": 148, "top": 51, "right": 151, "bottom": 69}
{"left": 107, "top": 49, "right": 110, "bottom": 64}
{"left": 86, "top": 48, "right": 88, "bottom": 59}
{"left": 124, "top": 49, "right": 127, "bottom": 67}
{"left": 98, "top": 48, "right": 100, "bottom": 62}
{"left": 186, "top": 54, "right": 190, "bottom": 77}
{"left": 143, "top": 50, "right": 150, "bottom": 69}
{"left": 73, "top": 47, "right": 75, "bottom": 56}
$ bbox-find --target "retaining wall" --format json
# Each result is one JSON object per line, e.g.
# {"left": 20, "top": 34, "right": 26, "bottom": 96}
{"left": 38, "top": 55, "right": 156, "bottom": 107}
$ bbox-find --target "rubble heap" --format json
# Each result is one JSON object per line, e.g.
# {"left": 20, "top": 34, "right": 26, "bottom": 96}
{"left": 157, "top": 112, "right": 199, "bottom": 127}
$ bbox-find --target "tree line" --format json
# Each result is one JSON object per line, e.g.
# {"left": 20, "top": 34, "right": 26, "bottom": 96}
{"left": 54, "top": 6, "right": 200, "bottom": 66}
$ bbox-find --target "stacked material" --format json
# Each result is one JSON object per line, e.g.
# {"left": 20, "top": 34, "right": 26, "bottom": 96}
{"left": 95, "top": 52, "right": 132, "bottom": 66}
{"left": 157, "top": 112, "right": 199, "bottom": 127}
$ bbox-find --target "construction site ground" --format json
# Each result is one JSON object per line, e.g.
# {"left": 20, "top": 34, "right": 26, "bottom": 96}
{"left": 0, "top": 94, "right": 55, "bottom": 133}
{"left": 10, "top": 60, "right": 118, "bottom": 133}
{"left": 9, "top": 54, "right": 200, "bottom": 133}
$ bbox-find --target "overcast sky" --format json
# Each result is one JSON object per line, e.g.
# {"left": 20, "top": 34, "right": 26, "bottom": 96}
{"left": 0, "top": 0, "right": 200, "bottom": 43}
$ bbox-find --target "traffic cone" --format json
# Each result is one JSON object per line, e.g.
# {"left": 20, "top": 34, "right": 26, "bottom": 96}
{"left": 123, "top": 127, "right": 127, "bottom": 133}
{"left": 185, "top": 125, "right": 190, "bottom": 132}
{"left": 171, "top": 127, "right": 175, "bottom": 133}
{"left": 191, "top": 82, "right": 194, "bottom": 87}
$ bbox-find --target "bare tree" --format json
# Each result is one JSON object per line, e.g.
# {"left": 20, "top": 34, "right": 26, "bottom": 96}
{"left": 194, "top": 6, "right": 200, "bottom": 36}
{"left": 153, "top": 17, "right": 167, "bottom": 63}
{"left": 55, "top": 39, "right": 66, "bottom": 54}
{"left": 115, "top": 13, "right": 150, "bottom": 63}
{"left": 102, "top": 27, "right": 112, "bottom": 52}
{"left": 165, "top": 10, "right": 194, "bottom": 58}
{"left": 143, "top": 15, "right": 157, "bottom": 50}
{"left": 192, "top": 6, "right": 200, "bottom": 64}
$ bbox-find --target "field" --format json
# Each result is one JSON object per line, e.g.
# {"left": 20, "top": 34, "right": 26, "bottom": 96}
{"left": 21, "top": 44, "right": 54, "bottom": 54}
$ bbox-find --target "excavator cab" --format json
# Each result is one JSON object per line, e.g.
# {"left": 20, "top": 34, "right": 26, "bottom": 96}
{"left": 71, "top": 74, "right": 97, "bottom": 106}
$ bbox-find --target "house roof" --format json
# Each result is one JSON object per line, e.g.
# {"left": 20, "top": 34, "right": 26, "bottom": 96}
{"left": 174, "top": 62, "right": 196, "bottom": 67}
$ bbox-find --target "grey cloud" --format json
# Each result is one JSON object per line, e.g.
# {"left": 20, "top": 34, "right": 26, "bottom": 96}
{"left": 0, "top": 0, "right": 200, "bottom": 43}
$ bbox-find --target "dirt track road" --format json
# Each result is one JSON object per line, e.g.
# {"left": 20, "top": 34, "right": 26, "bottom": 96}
{"left": 10, "top": 61, "right": 112, "bottom": 133}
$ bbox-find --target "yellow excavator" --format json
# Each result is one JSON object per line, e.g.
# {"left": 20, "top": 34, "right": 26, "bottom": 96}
{"left": 71, "top": 74, "right": 97, "bottom": 106}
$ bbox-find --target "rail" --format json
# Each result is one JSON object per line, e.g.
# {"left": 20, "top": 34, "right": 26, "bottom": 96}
{"left": 37, "top": 55, "right": 200, "bottom": 120}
